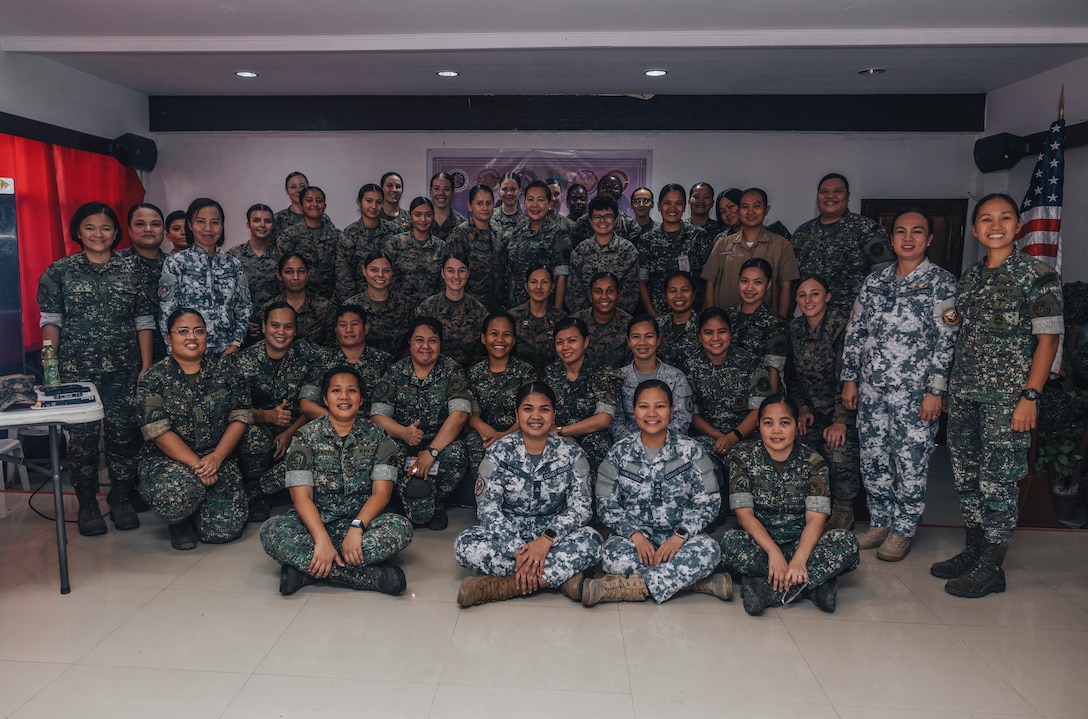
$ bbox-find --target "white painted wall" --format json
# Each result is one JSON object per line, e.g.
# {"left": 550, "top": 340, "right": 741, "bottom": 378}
{"left": 0, "top": 50, "right": 148, "bottom": 137}
{"left": 983, "top": 56, "right": 1088, "bottom": 281}
{"left": 146, "top": 129, "right": 979, "bottom": 251}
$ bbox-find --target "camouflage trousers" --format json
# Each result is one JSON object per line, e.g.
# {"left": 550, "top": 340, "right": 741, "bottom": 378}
{"left": 601, "top": 530, "right": 721, "bottom": 603}
{"left": 454, "top": 523, "right": 603, "bottom": 587}
{"left": 138, "top": 454, "right": 247, "bottom": 544}
{"left": 238, "top": 423, "right": 279, "bottom": 484}
{"left": 66, "top": 369, "right": 141, "bottom": 497}
{"left": 947, "top": 396, "right": 1029, "bottom": 544}
{"left": 858, "top": 385, "right": 938, "bottom": 537}
{"left": 802, "top": 414, "right": 861, "bottom": 501}
{"left": 397, "top": 440, "right": 468, "bottom": 525}
{"left": 718, "top": 528, "right": 859, "bottom": 587}
{"left": 260, "top": 511, "right": 413, "bottom": 572}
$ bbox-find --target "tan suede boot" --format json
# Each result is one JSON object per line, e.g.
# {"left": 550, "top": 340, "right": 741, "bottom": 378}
{"left": 689, "top": 572, "right": 733, "bottom": 601}
{"left": 855, "top": 525, "right": 889, "bottom": 550}
{"left": 581, "top": 573, "right": 650, "bottom": 606}
{"left": 557, "top": 572, "right": 584, "bottom": 602}
{"left": 457, "top": 575, "right": 520, "bottom": 607}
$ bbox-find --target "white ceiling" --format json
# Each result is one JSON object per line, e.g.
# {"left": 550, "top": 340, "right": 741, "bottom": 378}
{"left": 2, "top": 0, "right": 1088, "bottom": 96}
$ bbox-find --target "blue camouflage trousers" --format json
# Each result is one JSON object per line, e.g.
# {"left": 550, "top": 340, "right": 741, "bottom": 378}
{"left": 718, "top": 528, "right": 859, "bottom": 587}
{"left": 601, "top": 530, "right": 721, "bottom": 603}
{"left": 67, "top": 369, "right": 141, "bottom": 496}
{"left": 397, "top": 439, "right": 468, "bottom": 525}
{"left": 947, "top": 396, "right": 1028, "bottom": 544}
{"left": 260, "top": 511, "right": 413, "bottom": 572}
{"left": 138, "top": 454, "right": 247, "bottom": 543}
{"left": 455, "top": 523, "right": 603, "bottom": 587}
{"left": 858, "top": 385, "right": 937, "bottom": 536}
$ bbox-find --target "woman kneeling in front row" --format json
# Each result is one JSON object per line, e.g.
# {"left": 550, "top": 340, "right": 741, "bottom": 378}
{"left": 720, "top": 394, "right": 860, "bottom": 616}
{"left": 260, "top": 366, "right": 412, "bottom": 596}
{"left": 455, "top": 381, "right": 602, "bottom": 606}
{"left": 586, "top": 379, "right": 732, "bottom": 606}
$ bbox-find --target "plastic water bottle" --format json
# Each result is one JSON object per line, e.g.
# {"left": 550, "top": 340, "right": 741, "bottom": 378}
{"left": 41, "top": 340, "right": 60, "bottom": 387}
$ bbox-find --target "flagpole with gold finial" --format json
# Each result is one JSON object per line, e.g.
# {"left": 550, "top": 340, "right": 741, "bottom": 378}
{"left": 1059, "top": 85, "right": 1065, "bottom": 120}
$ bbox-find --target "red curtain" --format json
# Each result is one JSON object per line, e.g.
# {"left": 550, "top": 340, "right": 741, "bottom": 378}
{"left": 0, "top": 134, "right": 145, "bottom": 351}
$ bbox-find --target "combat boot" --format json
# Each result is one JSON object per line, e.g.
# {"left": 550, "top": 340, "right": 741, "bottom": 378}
{"left": 876, "top": 533, "right": 911, "bottom": 562}
{"left": 581, "top": 573, "right": 650, "bottom": 606}
{"left": 944, "top": 542, "right": 1007, "bottom": 599}
{"left": 168, "top": 515, "right": 198, "bottom": 550}
{"left": 689, "top": 572, "right": 733, "bottom": 601}
{"left": 557, "top": 572, "right": 584, "bottom": 602}
{"left": 428, "top": 505, "right": 449, "bottom": 531}
{"left": 108, "top": 482, "right": 140, "bottom": 531}
{"left": 329, "top": 564, "right": 407, "bottom": 595}
{"left": 826, "top": 499, "right": 855, "bottom": 531}
{"left": 810, "top": 578, "right": 837, "bottom": 612}
{"left": 279, "top": 565, "right": 318, "bottom": 596}
{"left": 741, "top": 576, "right": 777, "bottom": 616}
{"left": 75, "top": 486, "right": 106, "bottom": 537}
{"left": 855, "top": 525, "right": 889, "bottom": 550}
{"left": 245, "top": 481, "right": 270, "bottom": 523}
{"left": 930, "top": 526, "right": 984, "bottom": 579}
{"left": 129, "top": 480, "right": 150, "bottom": 512}
{"left": 457, "top": 575, "right": 520, "bottom": 607}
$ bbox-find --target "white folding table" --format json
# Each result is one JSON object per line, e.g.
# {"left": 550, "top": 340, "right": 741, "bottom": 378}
{"left": 0, "top": 382, "right": 103, "bottom": 594}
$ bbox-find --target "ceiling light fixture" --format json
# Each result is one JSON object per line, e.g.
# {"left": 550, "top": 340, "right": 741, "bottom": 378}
{"left": 436, "top": 70, "right": 459, "bottom": 78}
{"left": 857, "top": 68, "right": 886, "bottom": 76}
{"left": 235, "top": 71, "right": 258, "bottom": 78}
{"left": 645, "top": 69, "right": 667, "bottom": 77}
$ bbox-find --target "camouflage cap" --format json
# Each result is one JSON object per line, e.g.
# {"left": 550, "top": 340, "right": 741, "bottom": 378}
{"left": 0, "top": 374, "right": 36, "bottom": 411}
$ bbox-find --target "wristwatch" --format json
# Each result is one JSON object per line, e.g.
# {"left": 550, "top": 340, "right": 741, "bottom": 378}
{"left": 542, "top": 528, "right": 558, "bottom": 542}
{"left": 1021, "top": 388, "right": 1042, "bottom": 401}
{"left": 349, "top": 518, "right": 366, "bottom": 531}
{"left": 426, "top": 446, "right": 440, "bottom": 458}
{"left": 674, "top": 527, "right": 690, "bottom": 540}
{"left": 928, "top": 387, "right": 946, "bottom": 397}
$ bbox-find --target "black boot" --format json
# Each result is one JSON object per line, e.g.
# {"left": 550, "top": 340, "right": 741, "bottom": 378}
{"left": 930, "top": 526, "right": 984, "bottom": 579}
{"left": 168, "top": 515, "right": 198, "bottom": 550}
{"left": 75, "top": 487, "right": 106, "bottom": 536}
{"left": 129, "top": 482, "right": 151, "bottom": 513}
{"left": 245, "top": 481, "right": 271, "bottom": 523}
{"left": 945, "top": 542, "right": 1007, "bottom": 598}
{"left": 108, "top": 482, "right": 140, "bottom": 531}
{"left": 279, "top": 565, "right": 318, "bottom": 596}
{"left": 742, "top": 576, "right": 777, "bottom": 616}
{"left": 328, "top": 564, "right": 406, "bottom": 595}
{"left": 810, "top": 578, "right": 838, "bottom": 613}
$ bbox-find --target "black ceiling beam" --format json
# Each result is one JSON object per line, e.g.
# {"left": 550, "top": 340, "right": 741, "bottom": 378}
{"left": 149, "top": 94, "right": 986, "bottom": 133}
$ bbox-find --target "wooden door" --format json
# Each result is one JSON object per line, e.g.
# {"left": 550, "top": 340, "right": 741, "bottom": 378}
{"left": 860, "top": 198, "right": 968, "bottom": 277}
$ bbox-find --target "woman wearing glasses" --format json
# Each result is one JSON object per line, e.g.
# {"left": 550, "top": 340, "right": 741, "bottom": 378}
{"left": 567, "top": 195, "right": 639, "bottom": 314}
{"left": 137, "top": 308, "right": 252, "bottom": 550}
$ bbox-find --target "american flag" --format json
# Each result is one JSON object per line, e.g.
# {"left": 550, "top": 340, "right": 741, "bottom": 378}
{"left": 1017, "top": 118, "right": 1065, "bottom": 273}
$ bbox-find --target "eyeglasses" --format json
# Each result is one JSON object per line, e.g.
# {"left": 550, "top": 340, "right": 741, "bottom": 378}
{"left": 630, "top": 198, "right": 653, "bottom": 205}
{"left": 590, "top": 214, "right": 616, "bottom": 223}
{"left": 171, "top": 327, "right": 207, "bottom": 337}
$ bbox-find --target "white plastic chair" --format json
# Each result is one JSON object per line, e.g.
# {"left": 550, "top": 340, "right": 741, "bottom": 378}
{"left": 0, "top": 438, "right": 30, "bottom": 490}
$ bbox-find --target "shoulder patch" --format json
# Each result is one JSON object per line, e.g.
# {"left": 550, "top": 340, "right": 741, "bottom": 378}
{"left": 942, "top": 308, "right": 960, "bottom": 325}
{"left": 474, "top": 476, "right": 486, "bottom": 497}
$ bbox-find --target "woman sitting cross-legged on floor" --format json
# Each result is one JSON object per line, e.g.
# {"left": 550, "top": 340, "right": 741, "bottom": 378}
{"left": 584, "top": 379, "right": 733, "bottom": 606}
{"left": 260, "top": 366, "right": 412, "bottom": 596}
{"left": 719, "top": 393, "right": 860, "bottom": 616}
{"left": 454, "top": 381, "right": 603, "bottom": 607}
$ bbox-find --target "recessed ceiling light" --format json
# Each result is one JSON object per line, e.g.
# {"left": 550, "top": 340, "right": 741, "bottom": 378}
{"left": 235, "top": 71, "right": 258, "bottom": 78}
{"left": 645, "top": 69, "right": 667, "bottom": 77}
{"left": 436, "top": 70, "right": 459, "bottom": 78}
{"left": 857, "top": 68, "right": 886, "bottom": 76}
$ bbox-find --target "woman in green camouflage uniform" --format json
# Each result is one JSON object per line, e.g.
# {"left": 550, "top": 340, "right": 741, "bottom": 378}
{"left": 415, "top": 251, "right": 490, "bottom": 369}
{"left": 726, "top": 258, "right": 788, "bottom": 393}
{"left": 380, "top": 171, "right": 411, "bottom": 233}
{"left": 429, "top": 172, "right": 467, "bottom": 241}
{"left": 654, "top": 271, "right": 701, "bottom": 373}
{"left": 786, "top": 275, "right": 860, "bottom": 530}
{"left": 260, "top": 366, "right": 411, "bottom": 596}
{"left": 720, "top": 394, "right": 860, "bottom": 616}
{"left": 275, "top": 186, "right": 340, "bottom": 300}
{"left": 543, "top": 316, "right": 620, "bottom": 473}
{"left": 509, "top": 266, "right": 568, "bottom": 373}
{"left": 37, "top": 202, "right": 155, "bottom": 535}
{"left": 137, "top": 309, "right": 252, "bottom": 550}
{"left": 262, "top": 252, "right": 336, "bottom": 349}
{"left": 343, "top": 252, "right": 409, "bottom": 358}
{"left": 335, "top": 183, "right": 393, "bottom": 302}
{"left": 465, "top": 313, "right": 539, "bottom": 472}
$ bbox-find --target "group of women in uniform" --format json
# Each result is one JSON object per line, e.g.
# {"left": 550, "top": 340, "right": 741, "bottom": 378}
{"left": 37, "top": 166, "right": 1060, "bottom": 606}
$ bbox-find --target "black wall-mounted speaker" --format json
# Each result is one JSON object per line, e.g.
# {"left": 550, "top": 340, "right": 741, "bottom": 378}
{"left": 973, "top": 132, "right": 1029, "bottom": 173}
{"left": 110, "top": 133, "right": 158, "bottom": 172}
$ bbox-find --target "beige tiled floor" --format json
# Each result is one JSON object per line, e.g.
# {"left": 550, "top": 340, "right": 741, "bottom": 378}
{"left": 0, "top": 485, "right": 1085, "bottom": 718}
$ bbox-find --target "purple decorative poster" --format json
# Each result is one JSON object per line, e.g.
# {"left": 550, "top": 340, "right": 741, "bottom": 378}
{"left": 427, "top": 149, "right": 652, "bottom": 217}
